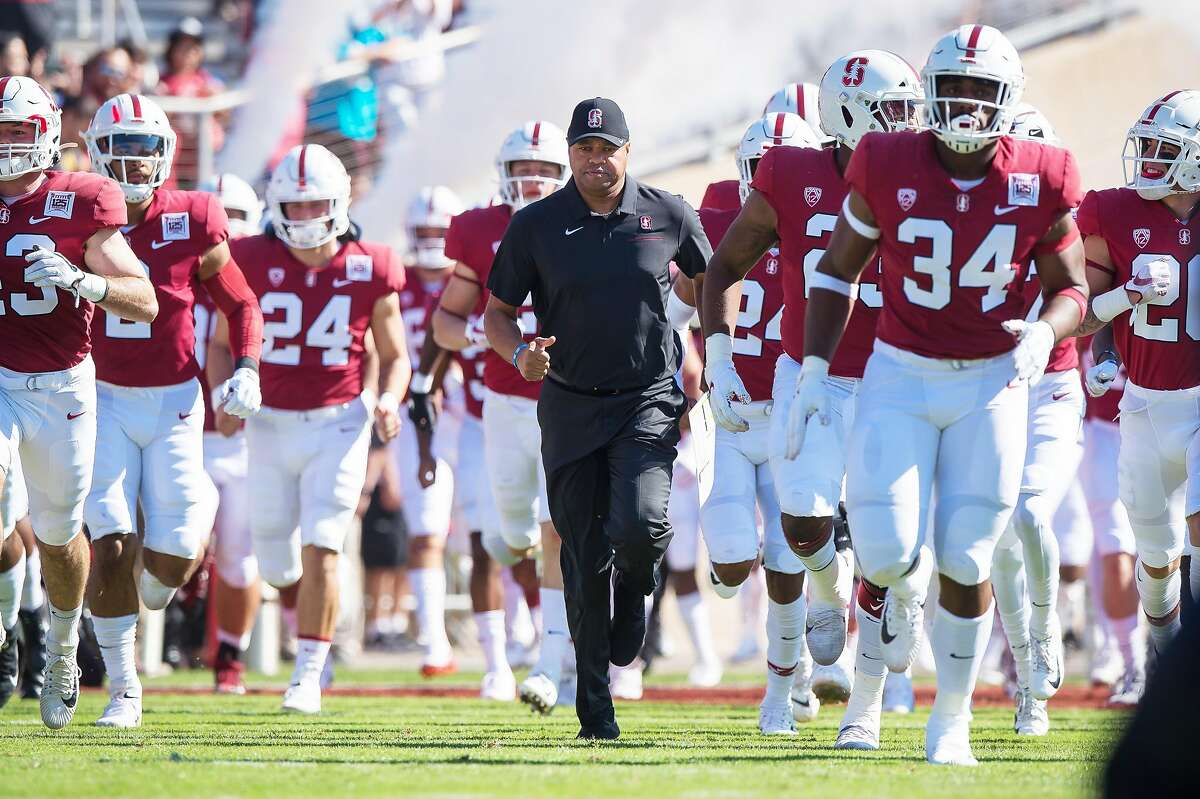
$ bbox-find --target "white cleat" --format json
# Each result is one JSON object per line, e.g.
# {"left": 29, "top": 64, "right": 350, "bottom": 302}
{"left": 96, "top": 692, "right": 142, "bottom": 728}
{"left": 1013, "top": 687, "right": 1049, "bottom": 736}
{"left": 480, "top": 670, "right": 517, "bottom": 701}
{"left": 882, "top": 669, "right": 915, "bottom": 714}
{"left": 708, "top": 567, "right": 739, "bottom": 600}
{"left": 281, "top": 681, "right": 322, "bottom": 714}
{"left": 790, "top": 680, "right": 821, "bottom": 723}
{"left": 758, "top": 700, "right": 797, "bottom": 735}
{"left": 609, "top": 664, "right": 643, "bottom": 701}
{"left": 688, "top": 659, "right": 723, "bottom": 688}
{"left": 812, "top": 658, "right": 854, "bottom": 703}
{"left": 925, "top": 714, "right": 977, "bottom": 766}
{"left": 880, "top": 591, "right": 926, "bottom": 673}
{"left": 835, "top": 723, "right": 880, "bottom": 750}
{"left": 729, "top": 634, "right": 761, "bottom": 664}
{"left": 40, "top": 652, "right": 81, "bottom": 730}
{"left": 1029, "top": 620, "right": 1064, "bottom": 700}
{"left": 1108, "top": 668, "right": 1145, "bottom": 707}
{"left": 519, "top": 672, "right": 558, "bottom": 714}
{"left": 805, "top": 603, "right": 848, "bottom": 667}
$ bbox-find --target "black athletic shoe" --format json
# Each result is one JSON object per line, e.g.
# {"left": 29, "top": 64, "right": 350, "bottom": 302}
{"left": 17, "top": 608, "right": 46, "bottom": 699}
{"left": 577, "top": 721, "right": 620, "bottom": 740}
{"left": 0, "top": 626, "right": 18, "bottom": 708}
{"left": 609, "top": 571, "right": 647, "bottom": 668}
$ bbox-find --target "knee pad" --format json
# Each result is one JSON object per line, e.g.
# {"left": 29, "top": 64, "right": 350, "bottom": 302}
{"left": 32, "top": 518, "right": 82, "bottom": 547}
{"left": 499, "top": 520, "right": 539, "bottom": 554}
{"left": 215, "top": 549, "right": 258, "bottom": 589}
{"left": 253, "top": 527, "right": 301, "bottom": 588}
{"left": 937, "top": 546, "right": 991, "bottom": 587}
{"left": 1011, "top": 492, "right": 1050, "bottom": 539}
{"left": 1132, "top": 520, "right": 1184, "bottom": 570}
{"left": 482, "top": 526, "right": 522, "bottom": 567}
{"left": 139, "top": 570, "right": 178, "bottom": 611}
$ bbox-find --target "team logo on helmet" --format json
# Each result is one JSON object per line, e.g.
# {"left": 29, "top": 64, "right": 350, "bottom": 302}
{"left": 1133, "top": 228, "right": 1151, "bottom": 249}
{"left": 639, "top": 215, "right": 653, "bottom": 230}
{"left": 897, "top": 188, "right": 917, "bottom": 211}
{"left": 1181, "top": 229, "right": 1192, "bottom": 246}
{"left": 268, "top": 267, "right": 285, "bottom": 287}
{"left": 588, "top": 109, "right": 603, "bottom": 128}
{"left": 804, "top": 186, "right": 822, "bottom": 207}
{"left": 842, "top": 56, "right": 869, "bottom": 88}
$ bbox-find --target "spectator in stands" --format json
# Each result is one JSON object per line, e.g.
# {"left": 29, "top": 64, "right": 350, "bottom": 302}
{"left": 117, "top": 38, "right": 159, "bottom": 93}
{"left": 0, "top": 0, "right": 53, "bottom": 65}
{"left": 157, "top": 17, "right": 227, "bottom": 187}
{"left": 80, "top": 47, "right": 137, "bottom": 113}
{"left": 57, "top": 95, "right": 90, "bottom": 172}
{"left": 0, "top": 30, "right": 29, "bottom": 77}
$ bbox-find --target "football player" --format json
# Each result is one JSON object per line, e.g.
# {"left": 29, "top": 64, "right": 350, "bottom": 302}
{"left": 211, "top": 144, "right": 410, "bottom": 714}
{"left": 792, "top": 27, "right": 1087, "bottom": 764}
{"left": 81, "top": 95, "right": 263, "bottom": 728}
{"left": 430, "top": 121, "right": 573, "bottom": 713}
{"left": 0, "top": 467, "right": 27, "bottom": 706}
{"left": 0, "top": 76, "right": 158, "bottom": 730}
{"left": 195, "top": 172, "right": 266, "bottom": 695}
{"left": 1073, "top": 89, "right": 1200, "bottom": 662}
{"left": 701, "top": 50, "right": 923, "bottom": 749}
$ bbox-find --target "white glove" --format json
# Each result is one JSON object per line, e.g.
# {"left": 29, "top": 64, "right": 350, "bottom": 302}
{"left": 214, "top": 367, "right": 262, "bottom": 419}
{"left": 1085, "top": 359, "right": 1119, "bottom": 397}
{"left": 785, "top": 356, "right": 831, "bottom": 460}
{"left": 703, "top": 334, "right": 751, "bottom": 433}
{"left": 465, "top": 315, "right": 490, "bottom": 347}
{"left": 1002, "top": 319, "right": 1055, "bottom": 385}
{"left": 23, "top": 247, "right": 107, "bottom": 305}
{"left": 1126, "top": 256, "right": 1173, "bottom": 304}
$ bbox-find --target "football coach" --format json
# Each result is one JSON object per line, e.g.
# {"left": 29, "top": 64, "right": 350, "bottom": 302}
{"left": 484, "top": 97, "right": 711, "bottom": 739}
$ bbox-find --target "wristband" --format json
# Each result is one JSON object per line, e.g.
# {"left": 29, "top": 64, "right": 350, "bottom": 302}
{"left": 377, "top": 392, "right": 399, "bottom": 414}
{"left": 512, "top": 342, "right": 529, "bottom": 369}
{"left": 410, "top": 372, "right": 434, "bottom": 394}
{"left": 808, "top": 271, "right": 856, "bottom": 298}
{"left": 799, "top": 355, "right": 830, "bottom": 379}
{"left": 1097, "top": 349, "right": 1119, "bottom": 365}
{"left": 75, "top": 271, "right": 108, "bottom": 303}
{"left": 704, "top": 333, "right": 734, "bottom": 366}
{"left": 1092, "top": 285, "right": 1134, "bottom": 323}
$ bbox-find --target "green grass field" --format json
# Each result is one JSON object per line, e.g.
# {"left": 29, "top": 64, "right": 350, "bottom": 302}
{"left": 0, "top": 672, "right": 1123, "bottom": 799}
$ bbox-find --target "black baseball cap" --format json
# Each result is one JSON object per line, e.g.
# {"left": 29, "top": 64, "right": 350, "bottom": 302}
{"left": 567, "top": 97, "right": 629, "bottom": 147}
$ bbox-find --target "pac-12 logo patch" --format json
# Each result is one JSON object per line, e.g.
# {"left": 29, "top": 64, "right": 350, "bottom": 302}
{"left": 897, "top": 188, "right": 917, "bottom": 211}
{"left": 587, "top": 109, "right": 603, "bottom": 128}
{"left": 1133, "top": 228, "right": 1151, "bottom": 249}
{"left": 268, "top": 267, "right": 285, "bottom": 287}
{"left": 639, "top": 215, "right": 653, "bottom": 230}
{"left": 804, "top": 186, "right": 822, "bottom": 207}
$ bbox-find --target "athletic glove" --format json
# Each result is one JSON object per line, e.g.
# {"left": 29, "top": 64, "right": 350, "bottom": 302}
{"left": 214, "top": 367, "right": 262, "bottom": 418}
{"left": 703, "top": 334, "right": 751, "bottom": 433}
{"left": 784, "top": 356, "right": 831, "bottom": 460}
{"left": 1085, "top": 358, "right": 1119, "bottom": 397}
{"left": 23, "top": 247, "right": 107, "bottom": 305}
{"left": 1002, "top": 319, "right": 1055, "bottom": 385}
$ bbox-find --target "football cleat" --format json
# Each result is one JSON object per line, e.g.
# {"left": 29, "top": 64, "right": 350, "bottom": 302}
{"left": 480, "top": 669, "right": 517, "bottom": 702}
{"left": 835, "top": 723, "right": 880, "bottom": 751}
{"left": 0, "top": 626, "right": 17, "bottom": 708}
{"left": 282, "top": 682, "right": 322, "bottom": 714}
{"left": 420, "top": 659, "right": 458, "bottom": 678}
{"left": 214, "top": 653, "right": 247, "bottom": 695}
{"left": 520, "top": 672, "right": 558, "bottom": 714}
{"left": 805, "top": 603, "right": 849, "bottom": 667}
{"left": 1013, "top": 687, "right": 1049, "bottom": 736}
{"left": 96, "top": 691, "right": 142, "bottom": 728}
{"left": 790, "top": 680, "right": 821, "bottom": 723}
{"left": 925, "top": 713, "right": 977, "bottom": 766}
{"left": 1109, "top": 668, "right": 1145, "bottom": 707}
{"left": 1029, "top": 619, "right": 1064, "bottom": 700}
{"left": 688, "top": 659, "right": 722, "bottom": 688}
{"left": 729, "top": 633, "right": 761, "bottom": 664}
{"left": 882, "top": 668, "right": 915, "bottom": 714}
{"left": 609, "top": 664, "right": 643, "bottom": 701}
{"left": 758, "top": 700, "right": 798, "bottom": 736}
{"left": 880, "top": 592, "right": 927, "bottom": 673}
{"left": 39, "top": 651, "right": 81, "bottom": 730}
{"left": 812, "top": 660, "right": 854, "bottom": 703}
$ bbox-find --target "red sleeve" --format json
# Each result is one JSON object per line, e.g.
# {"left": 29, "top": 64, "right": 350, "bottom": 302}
{"left": 202, "top": 193, "right": 230, "bottom": 249}
{"left": 386, "top": 247, "right": 405, "bottom": 293}
{"left": 1058, "top": 148, "right": 1084, "bottom": 212}
{"left": 843, "top": 133, "right": 874, "bottom": 202}
{"left": 93, "top": 177, "right": 128, "bottom": 228}
{"left": 700, "top": 182, "right": 721, "bottom": 209}
{"left": 443, "top": 212, "right": 468, "bottom": 264}
{"left": 749, "top": 147, "right": 778, "bottom": 203}
{"left": 1075, "top": 190, "right": 1101, "bottom": 238}
{"left": 202, "top": 257, "right": 263, "bottom": 362}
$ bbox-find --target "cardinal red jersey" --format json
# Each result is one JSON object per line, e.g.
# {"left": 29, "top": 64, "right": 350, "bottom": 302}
{"left": 236, "top": 235, "right": 404, "bottom": 410}
{"left": 192, "top": 282, "right": 218, "bottom": 432}
{"left": 847, "top": 131, "right": 1082, "bottom": 360}
{"left": 1021, "top": 262, "right": 1078, "bottom": 373}
{"left": 456, "top": 347, "right": 486, "bottom": 419}
{"left": 91, "top": 190, "right": 228, "bottom": 386}
{"left": 444, "top": 203, "right": 539, "bottom": 401}
{"left": 0, "top": 170, "right": 127, "bottom": 373}
{"left": 1076, "top": 187, "right": 1200, "bottom": 391}
{"left": 397, "top": 270, "right": 444, "bottom": 368}
{"left": 751, "top": 145, "right": 882, "bottom": 378}
{"left": 701, "top": 179, "right": 740, "bottom": 212}
{"left": 699, "top": 207, "right": 782, "bottom": 400}
{"left": 1077, "top": 336, "right": 1124, "bottom": 423}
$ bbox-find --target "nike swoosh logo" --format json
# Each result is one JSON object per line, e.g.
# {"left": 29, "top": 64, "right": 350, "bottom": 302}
{"left": 781, "top": 635, "right": 799, "bottom": 641}
{"left": 862, "top": 654, "right": 882, "bottom": 661}
{"left": 1051, "top": 392, "right": 1069, "bottom": 402}
{"left": 994, "top": 205, "right": 1018, "bottom": 216}
{"left": 28, "top": 216, "right": 51, "bottom": 225}
{"left": 150, "top": 240, "right": 172, "bottom": 250}
{"left": 948, "top": 653, "right": 974, "bottom": 660}
{"left": 66, "top": 411, "right": 85, "bottom": 420}
{"left": 178, "top": 412, "right": 193, "bottom": 420}
{"left": 879, "top": 614, "right": 896, "bottom": 645}
{"left": 564, "top": 226, "right": 584, "bottom": 236}
{"left": 332, "top": 279, "right": 354, "bottom": 288}
{"left": 1049, "top": 665, "right": 1062, "bottom": 690}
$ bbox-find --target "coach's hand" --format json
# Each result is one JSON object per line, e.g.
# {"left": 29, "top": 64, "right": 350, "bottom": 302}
{"left": 517, "top": 336, "right": 555, "bottom": 382}
{"left": 1003, "top": 319, "right": 1055, "bottom": 386}
{"left": 1085, "top": 358, "right": 1119, "bottom": 397}
{"left": 703, "top": 334, "right": 751, "bottom": 433}
{"left": 785, "top": 356, "right": 831, "bottom": 460}
{"left": 374, "top": 392, "right": 401, "bottom": 443}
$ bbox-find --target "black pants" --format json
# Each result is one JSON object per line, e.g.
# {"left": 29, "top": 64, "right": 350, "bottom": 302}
{"left": 538, "top": 377, "right": 685, "bottom": 729}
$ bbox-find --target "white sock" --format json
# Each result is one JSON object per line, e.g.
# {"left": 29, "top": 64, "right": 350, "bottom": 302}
{"left": 842, "top": 596, "right": 886, "bottom": 728}
{"left": 21, "top": 547, "right": 44, "bottom": 611}
{"left": 217, "top": 627, "right": 252, "bottom": 652}
{"left": 677, "top": 591, "right": 719, "bottom": 668}
{"left": 740, "top": 569, "right": 766, "bottom": 630}
{"left": 411, "top": 567, "right": 451, "bottom": 664}
{"left": 501, "top": 567, "right": 523, "bottom": 641}
{"left": 1108, "top": 613, "right": 1140, "bottom": 674}
{"left": 533, "top": 588, "right": 568, "bottom": 683}
{"left": 292, "top": 637, "right": 331, "bottom": 687}
{"left": 764, "top": 596, "right": 805, "bottom": 705}
{"left": 991, "top": 543, "right": 1031, "bottom": 688}
{"left": 1057, "top": 579, "right": 1085, "bottom": 637}
{"left": 47, "top": 602, "right": 82, "bottom": 654}
{"left": 475, "top": 610, "right": 509, "bottom": 674}
{"left": 92, "top": 613, "right": 141, "bottom": 696}
{"left": 139, "top": 570, "right": 177, "bottom": 611}
{"left": 929, "top": 603, "right": 994, "bottom": 723}
{"left": 795, "top": 534, "right": 839, "bottom": 603}
{"left": 1134, "top": 560, "right": 1181, "bottom": 654}
{"left": 0, "top": 554, "right": 24, "bottom": 630}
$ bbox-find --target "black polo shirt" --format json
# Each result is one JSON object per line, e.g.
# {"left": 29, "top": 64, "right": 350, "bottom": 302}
{"left": 488, "top": 175, "right": 711, "bottom": 393}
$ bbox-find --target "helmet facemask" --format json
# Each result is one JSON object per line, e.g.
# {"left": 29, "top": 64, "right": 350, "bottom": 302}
{"left": 499, "top": 160, "right": 566, "bottom": 209}
{"left": 91, "top": 132, "right": 173, "bottom": 202}
{"left": 923, "top": 74, "right": 1016, "bottom": 153}
{"left": 1123, "top": 127, "right": 1200, "bottom": 201}
{"left": 0, "top": 117, "right": 58, "bottom": 179}
{"left": 409, "top": 224, "right": 452, "bottom": 270}
{"left": 276, "top": 198, "right": 347, "bottom": 250}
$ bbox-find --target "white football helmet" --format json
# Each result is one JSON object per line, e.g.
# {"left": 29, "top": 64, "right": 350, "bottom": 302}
{"left": 198, "top": 172, "right": 263, "bottom": 239}
{"left": 1122, "top": 90, "right": 1200, "bottom": 201}
{"left": 736, "top": 113, "right": 823, "bottom": 203}
{"left": 0, "top": 75, "right": 61, "bottom": 179}
{"left": 819, "top": 50, "right": 923, "bottom": 150}
{"left": 1009, "top": 103, "right": 1060, "bottom": 145}
{"left": 762, "top": 82, "right": 830, "bottom": 142}
{"left": 496, "top": 120, "right": 568, "bottom": 209}
{"left": 85, "top": 93, "right": 177, "bottom": 202}
{"left": 921, "top": 24, "right": 1024, "bottom": 153}
{"left": 266, "top": 144, "right": 351, "bottom": 250}
{"left": 406, "top": 185, "right": 464, "bottom": 269}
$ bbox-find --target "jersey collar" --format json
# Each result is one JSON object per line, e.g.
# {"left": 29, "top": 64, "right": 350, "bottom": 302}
{"left": 564, "top": 174, "right": 639, "bottom": 220}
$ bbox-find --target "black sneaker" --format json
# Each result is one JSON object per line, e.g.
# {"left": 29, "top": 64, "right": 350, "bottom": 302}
{"left": 577, "top": 721, "right": 620, "bottom": 740}
{"left": 609, "top": 571, "right": 646, "bottom": 668}
{"left": 0, "top": 626, "right": 18, "bottom": 708}
{"left": 17, "top": 608, "right": 46, "bottom": 699}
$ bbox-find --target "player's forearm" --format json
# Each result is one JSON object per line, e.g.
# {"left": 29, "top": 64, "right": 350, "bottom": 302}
{"left": 1091, "top": 324, "right": 1119, "bottom": 365}
{"left": 97, "top": 275, "right": 158, "bottom": 323}
{"left": 802, "top": 290, "right": 852, "bottom": 363}
{"left": 1038, "top": 293, "right": 1087, "bottom": 342}
{"left": 699, "top": 261, "right": 742, "bottom": 339}
{"left": 206, "top": 335, "right": 235, "bottom": 391}
{"left": 431, "top": 307, "right": 471, "bottom": 351}
{"left": 377, "top": 351, "right": 412, "bottom": 406}
{"left": 1072, "top": 303, "right": 1108, "bottom": 338}
{"left": 483, "top": 306, "right": 524, "bottom": 364}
